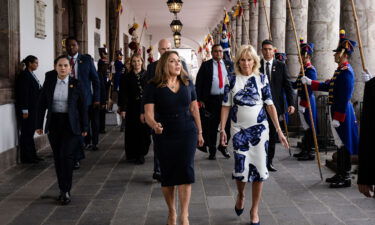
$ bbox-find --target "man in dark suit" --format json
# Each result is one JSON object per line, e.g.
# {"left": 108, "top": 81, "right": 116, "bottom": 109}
{"left": 260, "top": 40, "right": 295, "bottom": 172}
{"left": 65, "top": 37, "right": 100, "bottom": 167}
{"left": 15, "top": 56, "right": 42, "bottom": 163}
{"left": 195, "top": 44, "right": 234, "bottom": 160}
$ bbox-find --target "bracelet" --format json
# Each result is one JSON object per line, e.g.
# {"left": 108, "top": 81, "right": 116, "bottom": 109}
{"left": 276, "top": 128, "right": 282, "bottom": 133}
{"left": 198, "top": 130, "right": 203, "bottom": 134}
{"left": 220, "top": 130, "right": 226, "bottom": 133}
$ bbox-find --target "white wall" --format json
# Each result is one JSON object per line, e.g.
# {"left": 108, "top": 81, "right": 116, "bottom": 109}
{"left": 87, "top": 0, "right": 107, "bottom": 61}
{"left": 0, "top": 105, "right": 18, "bottom": 154}
{"left": 20, "top": 0, "right": 55, "bottom": 85}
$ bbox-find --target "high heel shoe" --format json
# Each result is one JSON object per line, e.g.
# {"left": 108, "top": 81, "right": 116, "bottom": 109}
{"left": 250, "top": 221, "right": 260, "bottom": 225}
{"left": 234, "top": 195, "right": 245, "bottom": 216}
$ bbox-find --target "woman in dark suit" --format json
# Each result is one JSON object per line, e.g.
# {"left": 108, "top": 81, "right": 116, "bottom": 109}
{"left": 144, "top": 51, "right": 204, "bottom": 225}
{"left": 36, "top": 55, "right": 88, "bottom": 205}
{"left": 15, "top": 55, "right": 42, "bottom": 163}
{"left": 119, "top": 53, "right": 151, "bottom": 164}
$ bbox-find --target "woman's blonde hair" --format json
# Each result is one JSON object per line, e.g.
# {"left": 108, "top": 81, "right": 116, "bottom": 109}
{"left": 152, "top": 51, "right": 189, "bottom": 87}
{"left": 233, "top": 45, "right": 261, "bottom": 76}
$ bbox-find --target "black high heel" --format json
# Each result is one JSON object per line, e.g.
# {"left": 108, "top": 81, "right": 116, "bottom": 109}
{"left": 234, "top": 195, "right": 245, "bottom": 216}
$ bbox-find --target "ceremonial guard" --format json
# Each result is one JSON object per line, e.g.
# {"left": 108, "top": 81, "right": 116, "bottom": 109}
{"left": 292, "top": 38, "right": 318, "bottom": 161}
{"left": 302, "top": 30, "right": 359, "bottom": 188}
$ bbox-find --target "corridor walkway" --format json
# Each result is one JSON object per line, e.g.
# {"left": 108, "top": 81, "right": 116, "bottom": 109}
{"left": 0, "top": 126, "right": 374, "bottom": 225}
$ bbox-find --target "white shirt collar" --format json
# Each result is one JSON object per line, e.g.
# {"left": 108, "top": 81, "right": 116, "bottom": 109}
{"left": 264, "top": 58, "right": 273, "bottom": 65}
{"left": 68, "top": 53, "right": 79, "bottom": 60}
{"left": 58, "top": 75, "right": 69, "bottom": 84}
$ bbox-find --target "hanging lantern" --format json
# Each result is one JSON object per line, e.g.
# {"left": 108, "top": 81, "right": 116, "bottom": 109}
{"left": 170, "top": 19, "right": 183, "bottom": 33}
{"left": 173, "top": 31, "right": 181, "bottom": 40}
{"left": 167, "top": 0, "right": 183, "bottom": 14}
{"left": 174, "top": 39, "right": 181, "bottom": 48}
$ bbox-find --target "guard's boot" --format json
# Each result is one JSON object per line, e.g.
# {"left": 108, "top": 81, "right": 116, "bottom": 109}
{"left": 297, "top": 152, "right": 315, "bottom": 161}
{"left": 325, "top": 174, "right": 341, "bottom": 183}
{"left": 329, "top": 174, "right": 351, "bottom": 188}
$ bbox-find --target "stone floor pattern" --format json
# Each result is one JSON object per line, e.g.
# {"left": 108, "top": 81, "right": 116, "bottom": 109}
{"left": 0, "top": 126, "right": 374, "bottom": 225}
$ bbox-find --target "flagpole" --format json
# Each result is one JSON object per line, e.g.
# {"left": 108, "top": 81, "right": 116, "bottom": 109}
{"left": 287, "top": 0, "right": 323, "bottom": 180}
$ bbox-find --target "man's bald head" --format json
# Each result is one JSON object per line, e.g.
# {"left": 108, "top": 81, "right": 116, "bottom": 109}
{"left": 158, "top": 39, "right": 172, "bottom": 55}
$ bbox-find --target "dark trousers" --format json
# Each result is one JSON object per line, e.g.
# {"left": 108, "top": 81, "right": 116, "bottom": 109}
{"left": 267, "top": 115, "right": 277, "bottom": 165}
{"left": 85, "top": 105, "right": 100, "bottom": 145}
{"left": 99, "top": 108, "right": 106, "bottom": 132}
{"left": 19, "top": 115, "right": 37, "bottom": 162}
{"left": 48, "top": 113, "right": 79, "bottom": 193}
{"left": 204, "top": 95, "right": 230, "bottom": 156}
{"left": 337, "top": 146, "right": 351, "bottom": 176}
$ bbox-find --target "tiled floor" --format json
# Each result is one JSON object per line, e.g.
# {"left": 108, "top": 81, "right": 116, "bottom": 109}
{"left": 0, "top": 126, "right": 374, "bottom": 225}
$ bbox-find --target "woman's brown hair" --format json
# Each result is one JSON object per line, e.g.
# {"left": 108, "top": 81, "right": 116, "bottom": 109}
{"left": 152, "top": 51, "right": 189, "bottom": 87}
{"left": 129, "top": 53, "right": 145, "bottom": 72}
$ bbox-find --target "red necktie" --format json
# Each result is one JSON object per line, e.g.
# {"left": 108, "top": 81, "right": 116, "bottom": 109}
{"left": 218, "top": 60, "right": 223, "bottom": 89}
{"left": 70, "top": 57, "right": 76, "bottom": 78}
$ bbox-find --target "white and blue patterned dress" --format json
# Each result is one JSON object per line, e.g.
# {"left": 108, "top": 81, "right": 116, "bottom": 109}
{"left": 223, "top": 73, "right": 273, "bottom": 182}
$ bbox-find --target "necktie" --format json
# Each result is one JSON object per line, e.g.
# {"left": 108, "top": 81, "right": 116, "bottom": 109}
{"left": 266, "top": 62, "right": 271, "bottom": 81}
{"left": 218, "top": 60, "right": 223, "bottom": 89}
{"left": 70, "top": 57, "right": 76, "bottom": 78}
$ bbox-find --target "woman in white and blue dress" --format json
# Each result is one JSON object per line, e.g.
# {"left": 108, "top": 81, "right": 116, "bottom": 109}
{"left": 220, "top": 45, "right": 289, "bottom": 225}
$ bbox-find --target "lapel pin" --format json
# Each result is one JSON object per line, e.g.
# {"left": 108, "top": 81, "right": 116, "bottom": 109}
{"left": 69, "top": 84, "right": 74, "bottom": 88}
{"left": 79, "top": 60, "right": 83, "bottom": 64}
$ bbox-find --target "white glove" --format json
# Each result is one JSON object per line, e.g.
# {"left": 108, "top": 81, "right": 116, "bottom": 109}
{"left": 298, "top": 106, "right": 306, "bottom": 113}
{"left": 332, "top": 119, "right": 340, "bottom": 128}
{"left": 301, "top": 76, "right": 312, "bottom": 85}
{"left": 361, "top": 71, "right": 374, "bottom": 83}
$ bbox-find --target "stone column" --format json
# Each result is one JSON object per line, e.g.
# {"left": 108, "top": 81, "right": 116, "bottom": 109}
{"left": 308, "top": 0, "right": 340, "bottom": 81}
{"left": 73, "top": 0, "right": 88, "bottom": 53}
{"left": 271, "top": 0, "right": 287, "bottom": 52}
{"left": 285, "top": 0, "right": 308, "bottom": 79}
{"left": 341, "top": 0, "right": 375, "bottom": 112}
{"left": 0, "top": 0, "right": 19, "bottom": 104}
{"left": 241, "top": 0, "right": 250, "bottom": 45}
{"left": 258, "top": 0, "right": 271, "bottom": 53}
{"left": 249, "top": 1, "right": 259, "bottom": 50}
{"left": 230, "top": 11, "right": 237, "bottom": 54}
{"left": 236, "top": 9, "right": 242, "bottom": 49}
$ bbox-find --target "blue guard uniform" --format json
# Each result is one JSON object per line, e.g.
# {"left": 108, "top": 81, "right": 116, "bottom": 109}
{"left": 292, "top": 39, "right": 318, "bottom": 161}
{"left": 310, "top": 30, "right": 359, "bottom": 188}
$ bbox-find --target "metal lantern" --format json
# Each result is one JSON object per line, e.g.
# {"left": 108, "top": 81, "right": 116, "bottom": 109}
{"left": 170, "top": 19, "right": 183, "bottom": 33}
{"left": 174, "top": 39, "right": 181, "bottom": 48}
{"left": 167, "top": 0, "right": 183, "bottom": 14}
{"left": 173, "top": 31, "right": 181, "bottom": 40}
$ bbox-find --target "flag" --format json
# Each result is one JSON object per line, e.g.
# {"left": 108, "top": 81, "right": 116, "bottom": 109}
{"left": 223, "top": 10, "right": 230, "bottom": 24}
{"left": 116, "top": 0, "right": 123, "bottom": 14}
{"left": 143, "top": 18, "right": 148, "bottom": 30}
{"left": 233, "top": 3, "right": 242, "bottom": 17}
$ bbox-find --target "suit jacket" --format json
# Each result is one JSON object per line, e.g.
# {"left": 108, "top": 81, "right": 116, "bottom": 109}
{"left": 36, "top": 74, "right": 88, "bottom": 135}
{"left": 195, "top": 59, "right": 234, "bottom": 103}
{"left": 358, "top": 77, "right": 375, "bottom": 185}
{"left": 260, "top": 59, "right": 294, "bottom": 115}
{"left": 15, "top": 69, "right": 41, "bottom": 117}
{"left": 75, "top": 54, "right": 100, "bottom": 106}
{"left": 97, "top": 59, "right": 108, "bottom": 104}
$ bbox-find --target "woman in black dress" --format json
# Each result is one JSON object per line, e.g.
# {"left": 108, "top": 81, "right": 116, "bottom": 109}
{"left": 144, "top": 51, "right": 204, "bottom": 225}
{"left": 119, "top": 53, "right": 151, "bottom": 164}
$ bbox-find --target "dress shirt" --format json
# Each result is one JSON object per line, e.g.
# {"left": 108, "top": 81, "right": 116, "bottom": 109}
{"left": 263, "top": 58, "right": 273, "bottom": 81}
{"left": 210, "top": 59, "right": 227, "bottom": 95}
{"left": 22, "top": 71, "right": 42, "bottom": 114}
{"left": 52, "top": 76, "right": 69, "bottom": 113}
{"left": 68, "top": 53, "right": 79, "bottom": 78}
